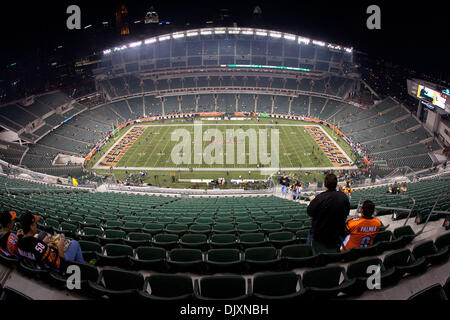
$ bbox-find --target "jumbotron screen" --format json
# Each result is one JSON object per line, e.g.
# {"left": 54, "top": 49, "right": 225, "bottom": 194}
{"left": 416, "top": 85, "right": 447, "bottom": 109}
{"left": 407, "top": 79, "right": 450, "bottom": 112}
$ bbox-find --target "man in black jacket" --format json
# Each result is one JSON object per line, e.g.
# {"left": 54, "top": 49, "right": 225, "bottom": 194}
{"left": 307, "top": 173, "right": 350, "bottom": 252}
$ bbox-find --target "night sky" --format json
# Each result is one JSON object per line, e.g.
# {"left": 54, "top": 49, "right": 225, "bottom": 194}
{"left": 0, "top": 0, "right": 449, "bottom": 78}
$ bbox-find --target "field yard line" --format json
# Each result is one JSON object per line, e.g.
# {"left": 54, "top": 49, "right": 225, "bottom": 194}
{"left": 157, "top": 126, "right": 177, "bottom": 168}
{"left": 289, "top": 126, "right": 306, "bottom": 167}
{"left": 278, "top": 125, "right": 295, "bottom": 168}
{"left": 144, "top": 126, "right": 173, "bottom": 168}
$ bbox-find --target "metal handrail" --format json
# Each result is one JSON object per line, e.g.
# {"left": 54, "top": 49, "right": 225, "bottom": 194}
{"left": 418, "top": 191, "right": 450, "bottom": 235}
{"left": 356, "top": 193, "right": 416, "bottom": 222}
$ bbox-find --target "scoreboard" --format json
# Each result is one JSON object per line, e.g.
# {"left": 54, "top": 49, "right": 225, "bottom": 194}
{"left": 407, "top": 79, "right": 450, "bottom": 113}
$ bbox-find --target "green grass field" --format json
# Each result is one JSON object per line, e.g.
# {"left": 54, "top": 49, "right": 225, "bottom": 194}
{"left": 88, "top": 118, "right": 356, "bottom": 188}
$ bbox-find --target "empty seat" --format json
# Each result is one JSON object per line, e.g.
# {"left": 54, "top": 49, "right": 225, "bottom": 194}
{"left": 301, "top": 265, "right": 354, "bottom": 300}
{"left": 391, "top": 225, "right": 416, "bottom": 249}
{"left": 237, "top": 223, "right": 260, "bottom": 234}
{"left": 99, "top": 230, "right": 126, "bottom": 245}
{"left": 382, "top": 249, "right": 428, "bottom": 285}
{"left": 268, "top": 231, "right": 296, "bottom": 248}
{"left": 195, "top": 276, "right": 250, "bottom": 301}
{"left": 344, "top": 257, "right": 386, "bottom": 296}
{"left": 179, "top": 234, "right": 208, "bottom": 250}
{"left": 253, "top": 272, "right": 303, "bottom": 301}
{"left": 165, "top": 224, "right": 188, "bottom": 235}
{"left": 239, "top": 233, "right": 267, "bottom": 249}
{"left": 153, "top": 233, "right": 179, "bottom": 250}
{"left": 407, "top": 284, "right": 448, "bottom": 300}
{"left": 280, "top": 244, "right": 318, "bottom": 269}
{"left": 435, "top": 232, "right": 450, "bottom": 250}
{"left": 206, "top": 249, "right": 242, "bottom": 274}
{"left": 78, "top": 240, "right": 102, "bottom": 262}
{"left": 188, "top": 224, "right": 211, "bottom": 235}
{"left": 139, "top": 274, "right": 194, "bottom": 301}
{"left": 96, "top": 244, "right": 133, "bottom": 268}
{"left": 412, "top": 240, "right": 449, "bottom": 266}
{"left": 212, "top": 223, "right": 236, "bottom": 234}
{"left": 130, "top": 246, "right": 168, "bottom": 272}
{"left": 168, "top": 248, "right": 204, "bottom": 273}
{"left": 88, "top": 267, "right": 144, "bottom": 299}
{"left": 124, "top": 232, "right": 152, "bottom": 248}
{"left": 210, "top": 234, "right": 237, "bottom": 248}
{"left": 244, "top": 247, "right": 279, "bottom": 273}
{"left": 143, "top": 223, "right": 164, "bottom": 235}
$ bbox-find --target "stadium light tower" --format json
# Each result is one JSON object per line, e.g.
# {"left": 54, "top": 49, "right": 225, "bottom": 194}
{"left": 116, "top": 3, "right": 130, "bottom": 35}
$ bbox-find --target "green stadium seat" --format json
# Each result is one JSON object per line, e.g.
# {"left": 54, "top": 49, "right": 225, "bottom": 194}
{"left": 78, "top": 240, "right": 102, "bottom": 262}
{"left": 179, "top": 234, "right": 208, "bottom": 250}
{"left": 435, "top": 232, "right": 450, "bottom": 250}
{"left": 121, "top": 222, "right": 144, "bottom": 233}
{"left": 80, "top": 227, "right": 103, "bottom": 242}
{"left": 382, "top": 249, "right": 428, "bottom": 284}
{"left": 99, "top": 230, "right": 126, "bottom": 245}
{"left": 236, "top": 223, "right": 260, "bottom": 234}
{"left": 168, "top": 248, "right": 204, "bottom": 273}
{"left": 391, "top": 225, "right": 416, "bottom": 249}
{"left": 301, "top": 265, "right": 355, "bottom": 300}
{"left": 165, "top": 224, "right": 188, "bottom": 235}
{"left": 212, "top": 223, "right": 236, "bottom": 234}
{"left": 194, "top": 276, "right": 250, "bottom": 301}
{"left": 96, "top": 244, "right": 133, "bottom": 268}
{"left": 244, "top": 246, "right": 279, "bottom": 273}
{"left": 412, "top": 240, "right": 449, "bottom": 266}
{"left": 188, "top": 224, "right": 211, "bottom": 235}
{"left": 268, "top": 231, "right": 296, "bottom": 248}
{"left": 280, "top": 244, "right": 318, "bottom": 269}
{"left": 153, "top": 233, "right": 179, "bottom": 250}
{"left": 206, "top": 249, "right": 242, "bottom": 274}
{"left": 239, "top": 233, "right": 267, "bottom": 249}
{"left": 143, "top": 223, "right": 164, "bottom": 235}
{"left": 130, "top": 246, "right": 168, "bottom": 272}
{"left": 88, "top": 267, "right": 144, "bottom": 299}
{"left": 209, "top": 234, "right": 237, "bottom": 248}
{"left": 124, "top": 232, "right": 152, "bottom": 248}
{"left": 343, "top": 257, "right": 385, "bottom": 296}
{"left": 252, "top": 272, "right": 304, "bottom": 301}
{"left": 139, "top": 274, "right": 194, "bottom": 301}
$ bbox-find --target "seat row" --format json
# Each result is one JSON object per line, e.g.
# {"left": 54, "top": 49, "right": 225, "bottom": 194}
{"left": 35, "top": 219, "right": 312, "bottom": 240}
{"left": 74, "top": 231, "right": 450, "bottom": 273}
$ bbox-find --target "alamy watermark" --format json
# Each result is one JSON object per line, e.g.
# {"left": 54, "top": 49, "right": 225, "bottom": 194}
{"left": 170, "top": 121, "right": 280, "bottom": 169}
{"left": 366, "top": 265, "right": 381, "bottom": 290}
{"left": 367, "top": 5, "right": 381, "bottom": 30}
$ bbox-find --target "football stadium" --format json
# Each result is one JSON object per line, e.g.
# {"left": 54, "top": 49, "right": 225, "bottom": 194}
{"left": 0, "top": 1, "right": 449, "bottom": 311}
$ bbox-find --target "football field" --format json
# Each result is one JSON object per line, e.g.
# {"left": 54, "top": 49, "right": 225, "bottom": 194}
{"left": 92, "top": 120, "right": 355, "bottom": 172}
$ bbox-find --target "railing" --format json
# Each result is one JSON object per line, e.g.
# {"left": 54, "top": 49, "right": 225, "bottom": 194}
{"left": 356, "top": 193, "right": 416, "bottom": 222}
{"left": 417, "top": 191, "right": 450, "bottom": 235}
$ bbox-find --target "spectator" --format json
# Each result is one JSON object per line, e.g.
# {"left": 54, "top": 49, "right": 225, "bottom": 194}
{"left": 400, "top": 182, "right": 407, "bottom": 194}
{"left": 18, "top": 212, "right": 84, "bottom": 273}
{"left": 0, "top": 211, "right": 21, "bottom": 257}
{"left": 280, "top": 175, "right": 290, "bottom": 197}
{"left": 307, "top": 173, "right": 350, "bottom": 252}
{"left": 341, "top": 200, "right": 381, "bottom": 251}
